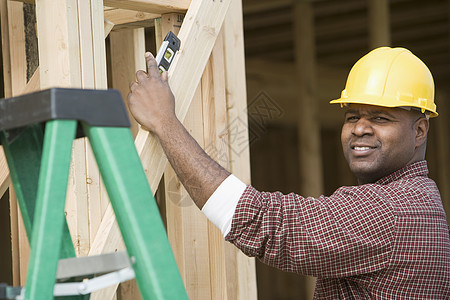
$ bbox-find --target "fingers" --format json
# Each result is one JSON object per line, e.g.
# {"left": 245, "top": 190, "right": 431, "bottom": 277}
{"left": 145, "top": 52, "right": 160, "bottom": 78}
{"left": 131, "top": 52, "right": 165, "bottom": 91}
{"left": 136, "top": 70, "right": 148, "bottom": 82}
{"left": 129, "top": 81, "right": 138, "bottom": 91}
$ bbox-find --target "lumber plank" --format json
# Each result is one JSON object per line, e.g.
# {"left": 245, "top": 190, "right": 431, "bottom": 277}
{"left": 89, "top": 205, "right": 126, "bottom": 300}
{"left": 90, "top": 0, "right": 108, "bottom": 89}
{"left": 0, "top": 149, "right": 10, "bottom": 204}
{"left": 88, "top": 0, "right": 110, "bottom": 258}
{"left": 91, "top": 27, "right": 146, "bottom": 300}
{"left": 9, "top": 0, "right": 34, "bottom": 3}
{"left": 5, "top": 1, "right": 32, "bottom": 284}
{"left": 104, "top": 8, "right": 159, "bottom": 28}
{"left": 109, "top": 28, "right": 145, "bottom": 138}
{"left": 222, "top": 0, "right": 257, "bottom": 298}
{"left": 65, "top": 139, "right": 89, "bottom": 256}
{"left": 160, "top": 13, "right": 184, "bottom": 37}
{"left": 68, "top": 0, "right": 93, "bottom": 257}
{"left": 104, "top": 18, "right": 115, "bottom": 37}
{"left": 35, "top": 0, "right": 82, "bottom": 89}
{"left": 164, "top": 85, "right": 213, "bottom": 299}
{"left": 161, "top": 13, "right": 213, "bottom": 299}
{"left": 20, "top": 68, "right": 40, "bottom": 95}
{"left": 201, "top": 31, "right": 229, "bottom": 299}
{"left": 8, "top": 188, "right": 20, "bottom": 285}
{"left": 1, "top": 0, "right": 12, "bottom": 98}
{"left": 36, "top": 0, "right": 108, "bottom": 260}
{"left": 16, "top": 199, "right": 29, "bottom": 285}
{"left": 168, "top": 0, "right": 231, "bottom": 123}
{"left": 293, "top": 2, "right": 320, "bottom": 297}
{"left": 103, "top": 0, "right": 190, "bottom": 14}
{"left": 154, "top": 17, "right": 162, "bottom": 48}
{"left": 8, "top": 1, "right": 27, "bottom": 96}
{"left": 0, "top": 0, "right": 11, "bottom": 195}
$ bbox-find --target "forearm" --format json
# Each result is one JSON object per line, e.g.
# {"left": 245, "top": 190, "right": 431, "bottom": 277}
{"left": 128, "top": 52, "right": 230, "bottom": 209}
{"left": 155, "top": 117, "right": 230, "bottom": 209}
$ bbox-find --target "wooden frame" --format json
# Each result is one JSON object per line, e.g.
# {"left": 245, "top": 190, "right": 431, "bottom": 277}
{"left": 0, "top": 0, "right": 257, "bottom": 298}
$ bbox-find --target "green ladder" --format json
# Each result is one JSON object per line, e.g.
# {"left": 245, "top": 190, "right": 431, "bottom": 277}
{"left": 0, "top": 88, "right": 188, "bottom": 300}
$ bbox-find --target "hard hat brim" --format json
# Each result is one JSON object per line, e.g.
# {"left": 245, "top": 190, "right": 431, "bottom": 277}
{"left": 330, "top": 96, "right": 439, "bottom": 118}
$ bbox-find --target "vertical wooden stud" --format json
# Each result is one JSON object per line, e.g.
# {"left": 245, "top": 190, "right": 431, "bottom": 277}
{"left": 1, "top": 0, "right": 15, "bottom": 285}
{"left": 222, "top": 0, "right": 258, "bottom": 298}
{"left": 108, "top": 26, "right": 146, "bottom": 300}
{"left": 293, "top": 1, "right": 321, "bottom": 298}
{"left": 160, "top": 12, "right": 215, "bottom": 299}
{"left": 201, "top": 31, "right": 229, "bottom": 299}
{"left": 0, "top": 0, "right": 12, "bottom": 98}
{"left": 3, "top": 1, "right": 32, "bottom": 284}
{"left": 110, "top": 28, "right": 145, "bottom": 138}
{"left": 7, "top": 1, "right": 27, "bottom": 96}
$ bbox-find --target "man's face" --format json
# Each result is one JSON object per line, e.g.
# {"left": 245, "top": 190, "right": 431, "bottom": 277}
{"left": 341, "top": 104, "right": 422, "bottom": 184}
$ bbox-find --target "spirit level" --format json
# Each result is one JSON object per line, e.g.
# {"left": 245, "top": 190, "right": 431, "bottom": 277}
{"left": 155, "top": 31, "right": 181, "bottom": 73}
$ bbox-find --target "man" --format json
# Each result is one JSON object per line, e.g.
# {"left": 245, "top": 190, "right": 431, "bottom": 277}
{"left": 128, "top": 47, "right": 450, "bottom": 298}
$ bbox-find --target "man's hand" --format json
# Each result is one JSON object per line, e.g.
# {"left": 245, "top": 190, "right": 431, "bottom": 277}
{"left": 127, "top": 52, "right": 176, "bottom": 135}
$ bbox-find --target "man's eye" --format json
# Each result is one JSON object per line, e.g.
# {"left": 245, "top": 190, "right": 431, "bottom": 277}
{"left": 346, "top": 116, "right": 359, "bottom": 122}
{"left": 374, "top": 117, "right": 389, "bottom": 122}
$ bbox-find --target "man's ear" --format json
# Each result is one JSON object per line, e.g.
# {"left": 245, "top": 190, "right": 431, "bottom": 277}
{"left": 414, "top": 117, "right": 429, "bottom": 148}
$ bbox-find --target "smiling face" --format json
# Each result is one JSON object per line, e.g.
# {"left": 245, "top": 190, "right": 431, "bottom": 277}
{"left": 341, "top": 104, "right": 429, "bottom": 184}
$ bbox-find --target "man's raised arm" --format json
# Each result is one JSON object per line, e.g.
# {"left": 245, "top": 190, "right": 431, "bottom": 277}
{"left": 127, "top": 52, "right": 231, "bottom": 209}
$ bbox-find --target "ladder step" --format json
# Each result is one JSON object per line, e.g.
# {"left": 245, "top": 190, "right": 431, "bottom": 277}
{"left": 0, "top": 284, "right": 21, "bottom": 300}
{"left": 57, "top": 251, "right": 132, "bottom": 280}
{"left": 54, "top": 267, "right": 135, "bottom": 297}
{"left": 0, "top": 252, "right": 136, "bottom": 299}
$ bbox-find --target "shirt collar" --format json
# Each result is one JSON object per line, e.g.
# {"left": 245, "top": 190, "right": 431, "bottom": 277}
{"left": 375, "top": 160, "right": 429, "bottom": 185}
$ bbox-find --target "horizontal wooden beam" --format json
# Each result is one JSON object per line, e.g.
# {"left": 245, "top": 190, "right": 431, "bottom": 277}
{"left": 9, "top": 0, "right": 34, "bottom": 4}
{"left": 104, "top": 7, "right": 159, "bottom": 29}
{"left": 103, "top": 0, "right": 190, "bottom": 14}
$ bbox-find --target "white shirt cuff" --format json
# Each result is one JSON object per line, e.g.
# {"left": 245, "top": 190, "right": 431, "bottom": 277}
{"left": 201, "top": 174, "right": 247, "bottom": 237}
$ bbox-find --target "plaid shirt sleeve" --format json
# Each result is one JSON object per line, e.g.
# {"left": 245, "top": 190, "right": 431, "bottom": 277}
{"left": 225, "top": 184, "right": 395, "bottom": 278}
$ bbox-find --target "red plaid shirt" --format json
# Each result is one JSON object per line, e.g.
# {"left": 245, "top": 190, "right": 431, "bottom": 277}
{"left": 225, "top": 161, "right": 450, "bottom": 299}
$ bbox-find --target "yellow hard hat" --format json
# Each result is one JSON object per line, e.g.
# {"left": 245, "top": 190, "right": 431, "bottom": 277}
{"left": 330, "top": 47, "right": 438, "bottom": 117}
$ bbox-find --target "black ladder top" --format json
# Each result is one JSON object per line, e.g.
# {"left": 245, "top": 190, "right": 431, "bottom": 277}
{"left": 0, "top": 88, "right": 131, "bottom": 131}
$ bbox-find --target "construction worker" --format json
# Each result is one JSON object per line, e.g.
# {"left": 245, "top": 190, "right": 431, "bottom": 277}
{"left": 128, "top": 47, "right": 450, "bottom": 298}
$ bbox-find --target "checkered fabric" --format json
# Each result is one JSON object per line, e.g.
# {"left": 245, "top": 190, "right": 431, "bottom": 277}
{"left": 225, "top": 161, "right": 450, "bottom": 299}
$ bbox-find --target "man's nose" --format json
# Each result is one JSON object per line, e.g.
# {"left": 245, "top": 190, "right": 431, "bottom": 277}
{"left": 352, "top": 118, "right": 374, "bottom": 136}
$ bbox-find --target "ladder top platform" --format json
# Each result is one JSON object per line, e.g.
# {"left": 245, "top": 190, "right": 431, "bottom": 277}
{"left": 0, "top": 88, "right": 130, "bottom": 132}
